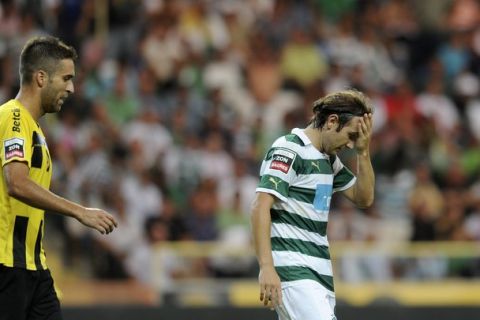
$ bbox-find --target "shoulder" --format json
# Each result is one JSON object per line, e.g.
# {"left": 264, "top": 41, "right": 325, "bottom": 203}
{"left": 0, "top": 101, "right": 29, "bottom": 122}
{"left": 330, "top": 154, "right": 350, "bottom": 174}
{"left": 0, "top": 101, "right": 34, "bottom": 137}
{"left": 0, "top": 101, "right": 18, "bottom": 127}
{"left": 0, "top": 100, "right": 14, "bottom": 116}
{"left": 271, "top": 133, "right": 305, "bottom": 153}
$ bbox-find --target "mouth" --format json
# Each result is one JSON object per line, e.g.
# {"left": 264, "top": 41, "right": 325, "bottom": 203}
{"left": 59, "top": 95, "right": 68, "bottom": 104}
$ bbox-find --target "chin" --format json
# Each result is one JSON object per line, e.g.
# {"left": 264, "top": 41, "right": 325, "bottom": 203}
{"left": 55, "top": 103, "right": 64, "bottom": 112}
{"left": 47, "top": 106, "right": 62, "bottom": 113}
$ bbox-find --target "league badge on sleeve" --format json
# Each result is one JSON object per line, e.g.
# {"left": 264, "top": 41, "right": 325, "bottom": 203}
{"left": 269, "top": 148, "right": 296, "bottom": 174}
{"left": 4, "top": 138, "right": 25, "bottom": 160}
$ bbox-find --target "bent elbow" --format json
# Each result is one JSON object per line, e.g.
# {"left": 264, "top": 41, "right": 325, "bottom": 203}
{"left": 7, "top": 185, "right": 19, "bottom": 198}
{"left": 6, "top": 180, "right": 24, "bottom": 199}
{"left": 356, "top": 197, "right": 374, "bottom": 209}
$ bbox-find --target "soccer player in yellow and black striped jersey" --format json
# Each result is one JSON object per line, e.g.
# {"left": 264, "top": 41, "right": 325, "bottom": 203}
{"left": 0, "top": 99, "right": 52, "bottom": 271}
{"left": 0, "top": 36, "right": 117, "bottom": 320}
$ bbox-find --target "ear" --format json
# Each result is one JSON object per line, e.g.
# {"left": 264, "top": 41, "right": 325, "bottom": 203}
{"left": 34, "top": 70, "right": 48, "bottom": 88}
{"left": 326, "top": 114, "right": 339, "bottom": 130}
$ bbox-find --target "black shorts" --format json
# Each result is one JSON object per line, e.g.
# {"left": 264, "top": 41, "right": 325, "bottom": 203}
{"left": 0, "top": 265, "right": 62, "bottom": 320}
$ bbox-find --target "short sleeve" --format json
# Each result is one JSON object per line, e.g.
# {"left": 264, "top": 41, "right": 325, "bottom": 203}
{"left": 331, "top": 155, "right": 356, "bottom": 193}
{"left": 0, "top": 107, "right": 32, "bottom": 168}
{"left": 256, "top": 147, "right": 297, "bottom": 202}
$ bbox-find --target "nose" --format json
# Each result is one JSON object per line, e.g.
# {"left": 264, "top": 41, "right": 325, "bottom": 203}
{"left": 66, "top": 81, "right": 74, "bottom": 94}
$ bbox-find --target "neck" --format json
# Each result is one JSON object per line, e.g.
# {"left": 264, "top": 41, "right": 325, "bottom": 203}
{"left": 304, "top": 124, "right": 324, "bottom": 152}
{"left": 15, "top": 86, "right": 43, "bottom": 121}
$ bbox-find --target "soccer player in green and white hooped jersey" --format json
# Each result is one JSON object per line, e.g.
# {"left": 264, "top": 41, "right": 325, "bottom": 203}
{"left": 251, "top": 89, "right": 375, "bottom": 320}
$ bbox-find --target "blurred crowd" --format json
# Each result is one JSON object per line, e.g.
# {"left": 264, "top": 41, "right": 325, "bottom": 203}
{"left": 2, "top": 0, "right": 480, "bottom": 289}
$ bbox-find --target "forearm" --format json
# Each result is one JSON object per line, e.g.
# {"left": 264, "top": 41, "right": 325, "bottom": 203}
{"left": 354, "top": 152, "right": 375, "bottom": 208}
{"left": 251, "top": 195, "right": 274, "bottom": 268}
{"left": 8, "top": 176, "right": 83, "bottom": 219}
{"left": 4, "top": 162, "right": 116, "bottom": 235}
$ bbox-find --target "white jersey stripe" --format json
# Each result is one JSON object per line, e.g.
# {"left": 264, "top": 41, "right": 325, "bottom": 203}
{"left": 293, "top": 173, "right": 334, "bottom": 189}
{"left": 333, "top": 176, "right": 356, "bottom": 193}
{"left": 273, "top": 199, "right": 329, "bottom": 222}
{"left": 256, "top": 187, "right": 289, "bottom": 203}
{"left": 273, "top": 139, "right": 327, "bottom": 161}
{"left": 272, "top": 251, "right": 333, "bottom": 276}
{"left": 271, "top": 223, "right": 329, "bottom": 247}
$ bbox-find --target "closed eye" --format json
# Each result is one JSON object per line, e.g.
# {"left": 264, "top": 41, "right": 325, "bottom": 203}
{"left": 63, "top": 75, "right": 74, "bottom": 81}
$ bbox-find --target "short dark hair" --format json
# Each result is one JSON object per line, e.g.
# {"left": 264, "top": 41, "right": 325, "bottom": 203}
{"left": 19, "top": 36, "right": 77, "bottom": 84}
{"left": 310, "top": 89, "right": 373, "bottom": 131}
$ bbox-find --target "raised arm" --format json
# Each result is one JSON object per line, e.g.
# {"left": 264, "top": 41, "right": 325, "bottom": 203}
{"left": 342, "top": 113, "right": 375, "bottom": 208}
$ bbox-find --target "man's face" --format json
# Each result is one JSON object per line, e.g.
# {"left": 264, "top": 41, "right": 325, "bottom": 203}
{"left": 41, "top": 59, "right": 75, "bottom": 114}
{"left": 324, "top": 116, "right": 361, "bottom": 155}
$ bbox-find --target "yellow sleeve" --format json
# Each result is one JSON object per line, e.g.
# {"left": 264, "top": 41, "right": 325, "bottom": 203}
{"left": 0, "top": 107, "right": 32, "bottom": 168}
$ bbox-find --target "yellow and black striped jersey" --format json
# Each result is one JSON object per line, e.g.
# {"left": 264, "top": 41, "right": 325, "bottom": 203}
{"left": 0, "top": 99, "right": 52, "bottom": 270}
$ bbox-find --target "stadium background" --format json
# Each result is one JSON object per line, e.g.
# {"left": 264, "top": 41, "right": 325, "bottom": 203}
{"left": 2, "top": 0, "right": 480, "bottom": 319}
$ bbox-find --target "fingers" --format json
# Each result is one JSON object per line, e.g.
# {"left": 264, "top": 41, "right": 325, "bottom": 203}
{"left": 269, "top": 288, "right": 282, "bottom": 310}
{"left": 102, "top": 211, "right": 118, "bottom": 228}
{"left": 260, "top": 285, "right": 282, "bottom": 310}
{"left": 80, "top": 208, "right": 118, "bottom": 234}
{"left": 263, "top": 289, "right": 271, "bottom": 309}
{"left": 102, "top": 214, "right": 117, "bottom": 233}
{"left": 260, "top": 285, "right": 266, "bottom": 302}
{"left": 364, "top": 113, "right": 373, "bottom": 129}
{"left": 96, "top": 211, "right": 117, "bottom": 234}
{"left": 100, "top": 221, "right": 113, "bottom": 234}
{"left": 359, "top": 113, "right": 372, "bottom": 137}
{"left": 260, "top": 284, "right": 270, "bottom": 307}
{"left": 109, "top": 214, "right": 119, "bottom": 228}
{"left": 275, "top": 286, "right": 283, "bottom": 307}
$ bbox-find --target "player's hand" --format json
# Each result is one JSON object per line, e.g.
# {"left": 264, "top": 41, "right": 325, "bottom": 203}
{"left": 258, "top": 265, "right": 282, "bottom": 311}
{"left": 355, "top": 113, "right": 373, "bottom": 155}
{"left": 77, "top": 207, "right": 118, "bottom": 234}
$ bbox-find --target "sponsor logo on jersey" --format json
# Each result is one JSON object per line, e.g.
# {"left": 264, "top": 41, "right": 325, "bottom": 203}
{"left": 314, "top": 183, "right": 333, "bottom": 211}
{"left": 269, "top": 176, "right": 282, "bottom": 190}
{"left": 311, "top": 161, "right": 321, "bottom": 172}
{"left": 4, "top": 138, "right": 25, "bottom": 160}
{"left": 12, "top": 108, "right": 21, "bottom": 133}
{"left": 269, "top": 149, "right": 295, "bottom": 173}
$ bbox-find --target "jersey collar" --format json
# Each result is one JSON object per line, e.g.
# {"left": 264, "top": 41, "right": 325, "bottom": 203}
{"left": 291, "top": 128, "right": 311, "bottom": 145}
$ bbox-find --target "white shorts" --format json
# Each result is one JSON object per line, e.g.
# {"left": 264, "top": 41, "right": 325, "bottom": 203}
{"left": 275, "top": 280, "right": 336, "bottom": 320}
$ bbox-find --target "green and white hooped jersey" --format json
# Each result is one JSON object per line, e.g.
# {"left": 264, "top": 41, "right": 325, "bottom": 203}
{"left": 256, "top": 128, "right": 356, "bottom": 294}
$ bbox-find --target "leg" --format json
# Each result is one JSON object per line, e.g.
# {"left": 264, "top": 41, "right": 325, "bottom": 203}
{"left": 279, "top": 280, "right": 336, "bottom": 320}
{"left": 0, "top": 266, "right": 30, "bottom": 320}
{"left": 28, "top": 270, "right": 62, "bottom": 320}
